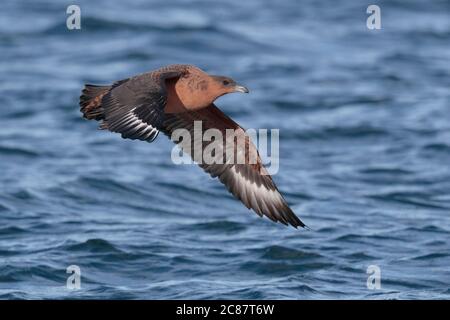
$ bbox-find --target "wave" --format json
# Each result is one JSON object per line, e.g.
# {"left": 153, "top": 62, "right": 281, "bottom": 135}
{"left": 178, "top": 220, "right": 247, "bottom": 233}
{"left": 0, "top": 145, "right": 39, "bottom": 158}
{"left": 65, "top": 238, "right": 123, "bottom": 254}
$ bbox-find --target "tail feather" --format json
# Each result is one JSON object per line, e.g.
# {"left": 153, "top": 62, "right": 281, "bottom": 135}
{"left": 79, "top": 84, "right": 110, "bottom": 120}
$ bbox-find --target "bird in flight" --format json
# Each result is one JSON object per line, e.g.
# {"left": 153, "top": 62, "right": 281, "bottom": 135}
{"left": 79, "top": 64, "right": 306, "bottom": 228}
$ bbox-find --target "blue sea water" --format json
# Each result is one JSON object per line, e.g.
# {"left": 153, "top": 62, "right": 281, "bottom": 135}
{"left": 0, "top": 0, "right": 449, "bottom": 299}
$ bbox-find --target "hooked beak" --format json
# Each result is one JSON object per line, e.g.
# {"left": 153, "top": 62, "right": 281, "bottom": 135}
{"left": 233, "top": 84, "right": 249, "bottom": 93}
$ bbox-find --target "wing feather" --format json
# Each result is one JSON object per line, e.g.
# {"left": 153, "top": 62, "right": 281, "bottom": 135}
{"left": 162, "top": 104, "right": 306, "bottom": 228}
{"left": 87, "top": 68, "right": 185, "bottom": 143}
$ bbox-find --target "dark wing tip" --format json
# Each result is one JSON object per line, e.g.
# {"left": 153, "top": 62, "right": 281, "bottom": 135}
{"left": 281, "top": 205, "right": 307, "bottom": 229}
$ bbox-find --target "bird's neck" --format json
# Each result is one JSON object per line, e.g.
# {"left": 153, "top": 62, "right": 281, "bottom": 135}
{"left": 165, "top": 77, "right": 220, "bottom": 113}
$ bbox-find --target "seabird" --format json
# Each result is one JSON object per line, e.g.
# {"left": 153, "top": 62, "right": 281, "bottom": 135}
{"left": 79, "top": 64, "right": 306, "bottom": 228}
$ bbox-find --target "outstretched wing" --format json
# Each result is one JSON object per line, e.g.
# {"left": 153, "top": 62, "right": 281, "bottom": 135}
{"left": 162, "top": 104, "right": 306, "bottom": 228}
{"left": 80, "top": 68, "right": 185, "bottom": 142}
{"left": 100, "top": 70, "right": 184, "bottom": 142}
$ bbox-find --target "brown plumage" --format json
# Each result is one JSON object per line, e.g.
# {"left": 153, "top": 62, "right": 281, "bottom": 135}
{"left": 79, "top": 64, "right": 306, "bottom": 228}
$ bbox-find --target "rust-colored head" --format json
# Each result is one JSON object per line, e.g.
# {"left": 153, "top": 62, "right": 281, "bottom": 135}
{"left": 165, "top": 65, "right": 249, "bottom": 112}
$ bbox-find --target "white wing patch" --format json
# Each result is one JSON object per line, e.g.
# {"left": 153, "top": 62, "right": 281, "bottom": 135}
{"left": 115, "top": 107, "right": 159, "bottom": 142}
{"left": 228, "top": 165, "right": 291, "bottom": 224}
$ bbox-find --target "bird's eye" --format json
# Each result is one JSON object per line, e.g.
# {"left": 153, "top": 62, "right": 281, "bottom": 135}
{"left": 222, "top": 80, "right": 230, "bottom": 86}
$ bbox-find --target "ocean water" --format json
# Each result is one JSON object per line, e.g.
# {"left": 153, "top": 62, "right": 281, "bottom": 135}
{"left": 0, "top": 0, "right": 449, "bottom": 299}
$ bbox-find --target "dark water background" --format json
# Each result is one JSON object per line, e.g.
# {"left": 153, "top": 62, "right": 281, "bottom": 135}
{"left": 0, "top": 0, "right": 449, "bottom": 299}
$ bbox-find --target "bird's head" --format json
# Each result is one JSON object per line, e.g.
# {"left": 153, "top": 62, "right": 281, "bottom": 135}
{"left": 168, "top": 66, "right": 249, "bottom": 110}
{"left": 210, "top": 75, "right": 249, "bottom": 96}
